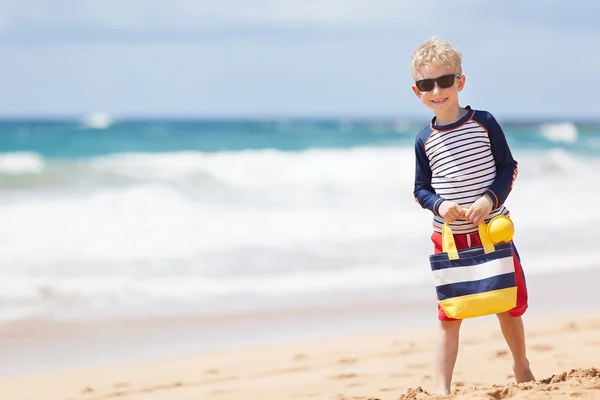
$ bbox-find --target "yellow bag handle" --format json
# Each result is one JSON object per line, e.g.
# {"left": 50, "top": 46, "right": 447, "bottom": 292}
{"left": 442, "top": 209, "right": 495, "bottom": 260}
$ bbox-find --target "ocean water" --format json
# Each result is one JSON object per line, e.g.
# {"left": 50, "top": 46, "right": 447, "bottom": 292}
{"left": 1, "top": 115, "right": 599, "bottom": 323}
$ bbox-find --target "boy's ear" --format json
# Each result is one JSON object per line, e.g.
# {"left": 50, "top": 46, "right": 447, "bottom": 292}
{"left": 457, "top": 75, "right": 466, "bottom": 91}
{"left": 411, "top": 85, "right": 422, "bottom": 99}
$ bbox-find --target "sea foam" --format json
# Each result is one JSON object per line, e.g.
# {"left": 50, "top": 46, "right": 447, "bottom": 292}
{"left": 0, "top": 146, "right": 598, "bottom": 322}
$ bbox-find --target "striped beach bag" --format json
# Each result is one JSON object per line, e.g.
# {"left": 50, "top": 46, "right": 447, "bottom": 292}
{"left": 429, "top": 222, "right": 517, "bottom": 319}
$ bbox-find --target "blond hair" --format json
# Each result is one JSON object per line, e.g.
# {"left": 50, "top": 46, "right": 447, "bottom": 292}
{"left": 410, "top": 37, "right": 462, "bottom": 81}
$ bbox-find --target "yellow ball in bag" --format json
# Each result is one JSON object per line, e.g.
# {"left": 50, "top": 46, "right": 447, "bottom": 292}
{"left": 487, "top": 215, "right": 514, "bottom": 244}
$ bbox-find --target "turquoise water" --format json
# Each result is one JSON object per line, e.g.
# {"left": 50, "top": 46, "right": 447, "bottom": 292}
{"left": 1, "top": 119, "right": 599, "bottom": 159}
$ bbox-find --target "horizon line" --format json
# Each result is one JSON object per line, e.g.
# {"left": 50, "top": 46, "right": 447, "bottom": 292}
{"left": 0, "top": 113, "right": 599, "bottom": 124}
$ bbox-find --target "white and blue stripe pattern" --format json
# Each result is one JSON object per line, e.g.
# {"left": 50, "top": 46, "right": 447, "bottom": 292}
{"left": 430, "top": 242, "right": 516, "bottom": 299}
{"left": 429, "top": 241, "right": 517, "bottom": 320}
{"left": 425, "top": 120, "right": 509, "bottom": 233}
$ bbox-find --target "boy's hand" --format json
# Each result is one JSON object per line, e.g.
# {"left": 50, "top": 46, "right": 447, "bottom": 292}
{"left": 465, "top": 195, "right": 494, "bottom": 225}
{"left": 438, "top": 201, "right": 465, "bottom": 223}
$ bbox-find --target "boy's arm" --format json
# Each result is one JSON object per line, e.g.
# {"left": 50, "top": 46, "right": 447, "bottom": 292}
{"left": 483, "top": 115, "right": 518, "bottom": 209}
{"left": 413, "top": 137, "right": 444, "bottom": 215}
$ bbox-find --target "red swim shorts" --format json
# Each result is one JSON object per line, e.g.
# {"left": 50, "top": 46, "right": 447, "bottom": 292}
{"left": 431, "top": 231, "right": 529, "bottom": 321}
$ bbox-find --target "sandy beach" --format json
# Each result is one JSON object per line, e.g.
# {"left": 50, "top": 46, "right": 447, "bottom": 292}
{"left": 0, "top": 311, "right": 598, "bottom": 400}
{"left": 0, "top": 268, "right": 598, "bottom": 400}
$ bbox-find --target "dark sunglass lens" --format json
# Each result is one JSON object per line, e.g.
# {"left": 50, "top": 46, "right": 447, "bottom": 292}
{"left": 437, "top": 75, "right": 456, "bottom": 88}
{"left": 416, "top": 79, "right": 434, "bottom": 92}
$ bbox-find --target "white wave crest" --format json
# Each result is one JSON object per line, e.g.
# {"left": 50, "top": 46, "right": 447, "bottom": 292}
{"left": 81, "top": 112, "right": 114, "bottom": 129}
{"left": 540, "top": 122, "right": 578, "bottom": 143}
{"left": 0, "top": 152, "right": 45, "bottom": 174}
{"left": 87, "top": 147, "right": 410, "bottom": 188}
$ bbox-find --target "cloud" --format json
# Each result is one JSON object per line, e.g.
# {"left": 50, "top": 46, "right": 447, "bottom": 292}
{"left": 0, "top": 0, "right": 457, "bottom": 43}
{"left": 2, "top": 0, "right": 598, "bottom": 44}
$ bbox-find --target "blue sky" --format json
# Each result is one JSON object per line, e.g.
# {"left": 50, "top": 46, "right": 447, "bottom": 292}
{"left": 2, "top": 0, "right": 599, "bottom": 119}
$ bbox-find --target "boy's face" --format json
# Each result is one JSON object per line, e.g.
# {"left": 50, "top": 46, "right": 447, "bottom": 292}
{"left": 412, "top": 64, "right": 465, "bottom": 117}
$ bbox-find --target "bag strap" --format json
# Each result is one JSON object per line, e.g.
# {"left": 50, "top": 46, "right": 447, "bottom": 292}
{"left": 442, "top": 219, "right": 495, "bottom": 260}
{"left": 478, "top": 221, "right": 495, "bottom": 254}
{"left": 441, "top": 222, "right": 459, "bottom": 260}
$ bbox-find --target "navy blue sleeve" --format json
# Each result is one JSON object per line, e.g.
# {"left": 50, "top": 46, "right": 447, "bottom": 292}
{"left": 481, "top": 113, "right": 518, "bottom": 208}
{"left": 413, "top": 132, "right": 444, "bottom": 215}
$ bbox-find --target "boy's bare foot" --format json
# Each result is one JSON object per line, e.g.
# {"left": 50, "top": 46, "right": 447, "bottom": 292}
{"left": 513, "top": 360, "right": 535, "bottom": 383}
{"left": 436, "top": 386, "right": 452, "bottom": 396}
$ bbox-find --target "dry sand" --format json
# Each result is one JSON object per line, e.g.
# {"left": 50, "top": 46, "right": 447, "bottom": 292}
{"left": 0, "top": 310, "right": 598, "bottom": 400}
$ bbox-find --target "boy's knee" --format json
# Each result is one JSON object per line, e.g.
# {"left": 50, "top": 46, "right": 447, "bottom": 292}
{"left": 497, "top": 312, "right": 523, "bottom": 325}
{"left": 439, "top": 319, "right": 462, "bottom": 333}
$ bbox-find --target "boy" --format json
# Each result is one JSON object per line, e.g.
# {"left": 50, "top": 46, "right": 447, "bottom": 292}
{"left": 410, "top": 37, "right": 536, "bottom": 394}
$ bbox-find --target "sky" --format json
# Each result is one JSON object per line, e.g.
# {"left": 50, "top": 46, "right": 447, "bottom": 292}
{"left": 1, "top": 0, "right": 599, "bottom": 119}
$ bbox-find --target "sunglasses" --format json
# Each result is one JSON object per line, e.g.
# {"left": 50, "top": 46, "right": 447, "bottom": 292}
{"left": 415, "top": 74, "right": 461, "bottom": 92}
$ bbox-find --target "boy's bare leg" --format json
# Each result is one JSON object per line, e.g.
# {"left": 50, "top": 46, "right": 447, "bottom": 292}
{"left": 435, "top": 319, "right": 462, "bottom": 394}
{"left": 496, "top": 312, "right": 536, "bottom": 383}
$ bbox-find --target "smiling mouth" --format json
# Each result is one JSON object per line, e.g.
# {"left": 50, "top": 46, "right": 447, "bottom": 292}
{"left": 431, "top": 98, "right": 448, "bottom": 105}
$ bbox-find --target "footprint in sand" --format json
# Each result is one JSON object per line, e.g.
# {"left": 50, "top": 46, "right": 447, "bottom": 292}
{"left": 330, "top": 373, "right": 358, "bottom": 380}
{"left": 112, "top": 382, "right": 131, "bottom": 389}
{"left": 293, "top": 353, "right": 308, "bottom": 361}
{"left": 272, "top": 366, "right": 310, "bottom": 374}
{"left": 493, "top": 349, "right": 509, "bottom": 358}
{"left": 346, "top": 383, "right": 363, "bottom": 388}
{"left": 338, "top": 357, "right": 358, "bottom": 365}
{"left": 379, "top": 387, "right": 400, "bottom": 392}
{"left": 564, "top": 321, "right": 579, "bottom": 331}
{"left": 81, "top": 386, "right": 94, "bottom": 393}
{"left": 532, "top": 344, "right": 554, "bottom": 352}
{"left": 205, "top": 368, "right": 219, "bottom": 375}
{"left": 143, "top": 382, "right": 183, "bottom": 392}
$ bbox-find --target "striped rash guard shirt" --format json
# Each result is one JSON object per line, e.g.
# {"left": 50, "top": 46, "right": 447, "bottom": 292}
{"left": 413, "top": 106, "right": 518, "bottom": 234}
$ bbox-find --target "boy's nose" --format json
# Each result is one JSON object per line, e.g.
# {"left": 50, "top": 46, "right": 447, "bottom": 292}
{"left": 433, "top": 83, "right": 443, "bottom": 94}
